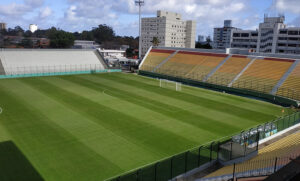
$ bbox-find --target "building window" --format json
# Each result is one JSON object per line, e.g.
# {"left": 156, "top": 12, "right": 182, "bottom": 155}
{"left": 288, "top": 31, "right": 299, "bottom": 35}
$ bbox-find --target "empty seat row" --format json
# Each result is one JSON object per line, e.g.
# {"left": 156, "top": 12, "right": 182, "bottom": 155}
{"left": 277, "top": 63, "right": 300, "bottom": 100}
{"left": 232, "top": 59, "right": 293, "bottom": 93}
{"left": 140, "top": 48, "right": 299, "bottom": 101}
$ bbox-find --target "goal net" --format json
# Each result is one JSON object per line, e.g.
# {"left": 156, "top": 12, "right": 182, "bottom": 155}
{"left": 159, "top": 79, "right": 182, "bottom": 91}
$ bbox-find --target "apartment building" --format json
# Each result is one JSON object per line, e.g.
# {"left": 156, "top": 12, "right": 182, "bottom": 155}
{"left": 230, "top": 15, "right": 300, "bottom": 54}
{"left": 256, "top": 16, "right": 286, "bottom": 53}
{"left": 231, "top": 30, "right": 258, "bottom": 50}
{"left": 276, "top": 28, "right": 300, "bottom": 54}
{"left": 0, "top": 23, "right": 6, "bottom": 30}
{"left": 213, "top": 20, "right": 239, "bottom": 49}
{"left": 141, "top": 10, "right": 196, "bottom": 56}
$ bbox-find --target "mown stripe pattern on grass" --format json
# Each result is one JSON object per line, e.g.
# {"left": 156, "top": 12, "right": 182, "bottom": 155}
{"left": 0, "top": 73, "right": 287, "bottom": 181}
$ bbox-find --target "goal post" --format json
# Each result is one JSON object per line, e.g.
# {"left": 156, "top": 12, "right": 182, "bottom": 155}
{"left": 159, "top": 79, "right": 182, "bottom": 91}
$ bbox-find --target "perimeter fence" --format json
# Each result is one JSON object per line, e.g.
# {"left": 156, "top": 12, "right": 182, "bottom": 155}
{"left": 0, "top": 64, "right": 121, "bottom": 79}
{"left": 107, "top": 112, "right": 300, "bottom": 181}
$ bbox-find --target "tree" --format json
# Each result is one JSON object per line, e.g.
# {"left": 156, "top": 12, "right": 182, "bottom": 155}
{"left": 92, "top": 24, "right": 115, "bottom": 44}
{"left": 151, "top": 37, "right": 160, "bottom": 46}
{"left": 195, "top": 36, "right": 212, "bottom": 49}
{"left": 24, "top": 30, "right": 33, "bottom": 38}
{"left": 81, "top": 31, "right": 94, "bottom": 40}
{"left": 195, "top": 42, "right": 212, "bottom": 49}
{"left": 47, "top": 28, "right": 75, "bottom": 48}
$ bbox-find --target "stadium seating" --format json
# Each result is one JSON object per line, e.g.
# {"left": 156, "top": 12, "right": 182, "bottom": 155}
{"left": 277, "top": 63, "right": 300, "bottom": 100}
{"left": 232, "top": 58, "right": 294, "bottom": 93}
{"left": 140, "top": 48, "right": 300, "bottom": 101}
{"left": 202, "top": 132, "right": 300, "bottom": 180}
{"left": 0, "top": 49, "right": 106, "bottom": 75}
{"left": 139, "top": 49, "right": 175, "bottom": 71}
{"left": 207, "top": 55, "right": 252, "bottom": 86}
{"left": 155, "top": 51, "right": 227, "bottom": 81}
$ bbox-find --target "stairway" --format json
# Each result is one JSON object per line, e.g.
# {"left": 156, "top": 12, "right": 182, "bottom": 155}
{"left": 152, "top": 50, "right": 179, "bottom": 72}
{"left": 0, "top": 58, "right": 5, "bottom": 75}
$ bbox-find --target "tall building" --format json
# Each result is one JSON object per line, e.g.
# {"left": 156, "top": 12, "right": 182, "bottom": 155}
{"left": 213, "top": 20, "right": 239, "bottom": 49}
{"left": 230, "top": 15, "right": 300, "bottom": 54}
{"left": 29, "top": 24, "right": 38, "bottom": 33}
{"left": 276, "top": 27, "right": 300, "bottom": 54}
{"left": 141, "top": 10, "right": 196, "bottom": 56}
{"left": 0, "top": 23, "right": 6, "bottom": 30}
{"left": 198, "top": 35, "right": 205, "bottom": 42}
{"left": 256, "top": 15, "right": 286, "bottom": 53}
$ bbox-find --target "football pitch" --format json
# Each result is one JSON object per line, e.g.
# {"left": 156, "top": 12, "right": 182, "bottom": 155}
{"left": 0, "top": 73, "right": 290, "bottom": 181}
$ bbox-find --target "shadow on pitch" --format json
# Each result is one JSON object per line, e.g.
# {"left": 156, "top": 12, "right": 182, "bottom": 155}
{"left": 0, "top": 141, "right": 44, "bottom": 181}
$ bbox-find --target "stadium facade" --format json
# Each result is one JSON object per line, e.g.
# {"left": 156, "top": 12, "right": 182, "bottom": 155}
{"left": 141, "top": 10, "right": 196, "bottom": 56}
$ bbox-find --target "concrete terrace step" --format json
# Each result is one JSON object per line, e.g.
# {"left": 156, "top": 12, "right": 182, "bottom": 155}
{"left": 94, "top": 50, "right": 109, "bottom": 69}
{"left": 0, "top": 58, "right": 5, "bottom": 75}
{"left": 228, "top": 57, "right": 257, "bottom": 87}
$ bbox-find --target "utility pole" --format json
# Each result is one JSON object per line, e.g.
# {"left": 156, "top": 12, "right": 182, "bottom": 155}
{"left": 135, "top": 0, "right": 144, "bottom": 60}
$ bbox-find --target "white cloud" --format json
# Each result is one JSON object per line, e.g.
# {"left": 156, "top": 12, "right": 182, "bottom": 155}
{"left": 274, "top": 0, "right": 300, "bottom": 14}
{"left": 0, "top": 0, "right": 44, "bottom": 17}
{"left": 61, "top": 0, "right": 254, "bottom": 36}
{"left": 0, "top": 0, "right": 269, "bottom": 37}
{"left": 39, "top": 6, "right": 52, "bottom": 19}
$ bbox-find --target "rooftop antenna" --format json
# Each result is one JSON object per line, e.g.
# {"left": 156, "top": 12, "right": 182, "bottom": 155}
{"left": 135, "top": 0, "right": 144, "bottom": 60}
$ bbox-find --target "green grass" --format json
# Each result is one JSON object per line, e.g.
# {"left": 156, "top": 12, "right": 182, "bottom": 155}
{"left": 0, "top": 73, "right": 290, "bottom": 181}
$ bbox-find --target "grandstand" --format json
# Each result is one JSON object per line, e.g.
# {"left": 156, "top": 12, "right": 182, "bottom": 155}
{"left": 139, "top": 47, "right": 300, "bottom": 104}
{"left": 199, "top": 131, "right": 300, "bottom": 181}
{"left": 139, "top": 49, "right": 175, "bottom": 71}
{"left": 0, "top": 49, "right": 108, "bottom": 75}
{"left": 155, "top": 51, "right": 227, "bottom": 81}
{"left": 232, "top": 58, "right": 294, "bottom": 93}
{"left": 207, "top": 55, "right": 252, "bottom": 86}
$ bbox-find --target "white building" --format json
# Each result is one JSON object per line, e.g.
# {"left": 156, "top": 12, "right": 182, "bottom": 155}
{"left": 29, "top": 24, "right": 38, "bottom": 33}
{"left": 98, "top": 49, "right": 128, "bottom": 67}
{"left": 0, "top": 23, "right": 6, "bottom": 30}
{"left": 213, "top": 20, "right": 239, "bottom": 49}
{"left": 276, "top": 27, "right": 300, "bottom": 54}
{"left": 230, "top": 15, "right": 300, "bottom": 54}
{"left": 231, "top": 30, "right": 258, "bottom": 50}
{"left": 141, "top": 10, "right": 196, "bottom": 56}
{"left": 256, "top": 15, "right": 286, "bottom": 53}
{"left": 73, "top": 40, "right": 100, "bottom": 49}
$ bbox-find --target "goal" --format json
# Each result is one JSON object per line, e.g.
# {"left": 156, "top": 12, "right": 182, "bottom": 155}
{"left": 159, "top": 79, "right": 182, "bottom": 91}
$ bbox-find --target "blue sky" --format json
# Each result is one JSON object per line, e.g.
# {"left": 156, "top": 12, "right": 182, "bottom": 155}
{"left": 0, "top": 0, "right": 300, "bottom": 37}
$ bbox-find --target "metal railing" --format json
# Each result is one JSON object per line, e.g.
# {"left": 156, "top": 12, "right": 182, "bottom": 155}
{"left": 201, "top": 153, "right": 300, "bottom": 181}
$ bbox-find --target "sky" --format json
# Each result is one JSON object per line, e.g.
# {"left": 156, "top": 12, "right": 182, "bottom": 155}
{"left": 0, "top": 0, "right": 300, "bottom": 37}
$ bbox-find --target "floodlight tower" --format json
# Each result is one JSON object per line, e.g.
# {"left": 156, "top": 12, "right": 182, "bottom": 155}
{"left": 135, "top": 0, "right": 144, "bottom": 60}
